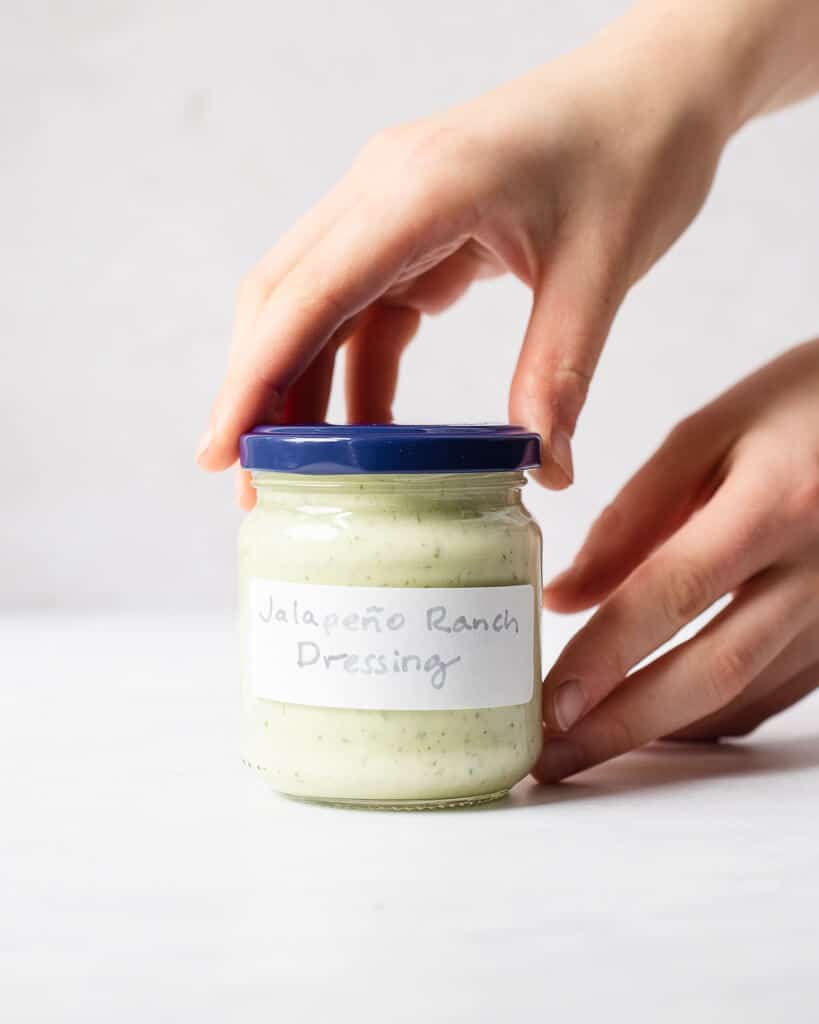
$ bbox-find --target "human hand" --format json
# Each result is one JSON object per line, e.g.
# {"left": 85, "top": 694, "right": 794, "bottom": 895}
{"left": 196, "top": 8, "right": 743, "bottom": 504}
{"left": 536, "top": 340, "right": 819, "bottom": 782}
{"left": 198, "top": 1, "right": 819, "bottom": 509}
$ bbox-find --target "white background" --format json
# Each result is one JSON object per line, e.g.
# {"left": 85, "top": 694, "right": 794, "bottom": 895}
{"left": 3, "top": 4, "right": 819, "bottom": 1021}
{"left": 3, "top": 0, "right": 819, "bottom": 610}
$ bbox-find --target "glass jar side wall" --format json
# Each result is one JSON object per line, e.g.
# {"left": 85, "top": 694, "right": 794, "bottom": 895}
{"left": 239, "top": 472, "right": 543, "bottom": 806}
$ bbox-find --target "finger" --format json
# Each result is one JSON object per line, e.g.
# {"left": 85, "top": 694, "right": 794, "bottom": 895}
{"left": 237, "top": 467, "right": 255, "bottom": 511}
{"left": 237, "top": 382, "right": 297, "bottom": 510}
{"left": 236, "top": 324, "right": 354, "bottom": 510}
{"left": 543, "top": 415, "right": 726, "bottom": 613}
{"left": 543, "top": 466, "right": 786, "bottom": 733}
{"left": 534, "top": 564, "right": 818, "bottom": 782}
{"left": 667, "top": 623, "right": 819, "bottom": 741}
{"left": 229, "top": 177, "right": 361, "bottom": 364}
{"left": 234, "top": 311, "right": 385, "bottom": 511}
{"left": 235, "top": 331, "right": 346, "bottom": 509}
{"left": 202, "top": 177, "right": 475, "bottom": 470}
{"left": 282, "top": 321, "right": 357, "bottom": 424}
{"left": 345, "top": 304, "right": 420, "bottom": 423}
{"left": 251, "top": 180, "right": 360, "bottom": 297}
{"left": 509, "top": 243, "right": 627, "bottom": 489}
{"left": 197, "top": 179, "right": 362, "bottom": 467}
{"left": 386, "top": 240, "right": 495, "bottom": 314}
{"left": 703, "top": 663, "right": 819, "bottom": 738}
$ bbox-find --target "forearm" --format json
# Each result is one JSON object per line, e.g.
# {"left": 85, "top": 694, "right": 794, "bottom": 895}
{"left": 606, "top": 0, "right": 819, "bottom": 135}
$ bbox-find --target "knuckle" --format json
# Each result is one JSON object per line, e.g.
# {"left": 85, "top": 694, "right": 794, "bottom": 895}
{"left": 578, "top": 612, "right": 630, "bottom": 684}
{"left": 660, "top": 562, "right": 714, "bottom": 627}
{"left": 401, "top": 125, "right": 475, "bottom": 208}
{"left": 512, "top": 357, "right": 594, "bottom": 431}
{"left": 588, "top": 501, "right": 625, "bottom": 543}
{"left": 599, "top": 711, "right": 639, "bottom": 757}
{"left": 357, "top": 121, "right": 453, "bottom": 176}
{"left": 402, "top": 154, "right": 452, "bottom": 208}
{"left": 703, "top": 642, "right": 756, "bottom": 707}
{"left": 552, "top": 362, "right": 593, "bottom": 422}
{"left": 290, "top": 276, "right": 346, "bottom": 325}
{"left": 403, "top": 121, "right": 458, "bottom": 168}
{"left": 356, "top": 122, "right": 468, "bottom": 228}
{"left": 355, "top": 123, "right": 409, "bottom": 163}
{"left": 783, "top": 469, "right": 819, "bottom": 527}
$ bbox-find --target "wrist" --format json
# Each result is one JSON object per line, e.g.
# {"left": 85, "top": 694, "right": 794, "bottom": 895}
{"left": 607, "top": 0, "right": 819, "bottom": 138}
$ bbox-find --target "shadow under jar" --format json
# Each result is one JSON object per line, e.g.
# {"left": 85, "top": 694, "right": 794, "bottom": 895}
{"left": 239, "top": 424, "right": 543, "bottom": 810}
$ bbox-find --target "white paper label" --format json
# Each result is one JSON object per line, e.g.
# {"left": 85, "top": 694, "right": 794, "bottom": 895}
{"left": 248, "top": 579, "right": 535, "bottom": 710}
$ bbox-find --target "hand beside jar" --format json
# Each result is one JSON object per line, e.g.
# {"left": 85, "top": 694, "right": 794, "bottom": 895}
{"left": 539, "top": 340, "right": 819, "bottom": 779}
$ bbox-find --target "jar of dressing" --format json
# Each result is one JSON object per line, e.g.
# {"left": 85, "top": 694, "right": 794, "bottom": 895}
{"left": 239, "top": 424, "right": 543, "bottom": 809}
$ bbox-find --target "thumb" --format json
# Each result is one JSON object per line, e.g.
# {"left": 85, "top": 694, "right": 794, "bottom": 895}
{"left": 510, "top": 251, "right": 624, "bottom": 489}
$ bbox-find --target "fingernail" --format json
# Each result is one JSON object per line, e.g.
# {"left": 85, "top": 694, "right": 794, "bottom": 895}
{"left": 553, "top": 679, "right": 586, "bottom": 731}
{"left": 535, "top": 738, "right": 584, "bottom": 783}
{"left": 195, "top": 428, "right": 213, "bottom": 463}
{"left": 549, "top": 428, "right": 574, "bottom": 484}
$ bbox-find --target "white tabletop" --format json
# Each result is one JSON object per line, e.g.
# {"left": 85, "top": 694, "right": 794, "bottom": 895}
{"left": 3, "top": 612, "right": 818, "bottom": 1023}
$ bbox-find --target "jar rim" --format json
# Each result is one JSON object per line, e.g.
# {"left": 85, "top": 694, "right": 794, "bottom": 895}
{"left": 239, "top": 424, "right": 541, "bottom": 475}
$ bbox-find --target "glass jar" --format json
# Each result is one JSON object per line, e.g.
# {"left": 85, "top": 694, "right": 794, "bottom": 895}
{"left": 238, "top": 425, "right": 543, "bottom": 809}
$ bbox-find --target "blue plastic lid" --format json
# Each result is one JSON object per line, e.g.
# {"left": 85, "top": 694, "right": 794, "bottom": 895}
{"left": 240, "top": 424, "right": 541, "bottom": 475}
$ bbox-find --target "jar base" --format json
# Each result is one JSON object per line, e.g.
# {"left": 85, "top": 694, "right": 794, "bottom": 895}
{"left": 285, "top": 788, "right": 510, "bottom": 811}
